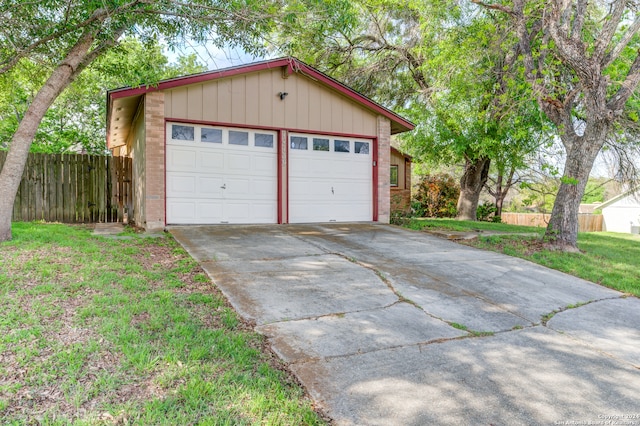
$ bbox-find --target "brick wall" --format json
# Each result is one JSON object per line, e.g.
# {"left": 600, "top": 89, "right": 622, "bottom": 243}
{"left": 143, "top": 92, "right": 165, "bottom": 231}
{"left": 377, "top": 116, "right": 391, "bottom": 223}
{"left": 391, "top": 188, "right": 411, "bottom": 213}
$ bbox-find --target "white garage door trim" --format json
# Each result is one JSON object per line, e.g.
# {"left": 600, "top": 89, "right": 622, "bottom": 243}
{"left": 165, "top": 122, "right": 278, "bottom": 224}
{"left": 288, "top": 132, "right": 373, "bottom": 223}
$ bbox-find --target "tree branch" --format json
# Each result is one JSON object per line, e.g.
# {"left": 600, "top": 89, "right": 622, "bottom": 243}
{"left": 469, "top": 0, "right": 514, "bottom": 15}
{"left": 603, "top": 15, "right": 640, "bottom": 68}
{"left": 607, "top": 51, "right": 640, "bottom": 112}
{"left": 594, "top": 0, "right": 626, "bottom": 62}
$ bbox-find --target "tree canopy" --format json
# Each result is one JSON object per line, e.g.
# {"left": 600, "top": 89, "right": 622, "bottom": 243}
{"left": 0, "top": 38, "right": 205, "bottom": 153}
{"left": 0, "top": 0, "right": 282, "bottom": 241}
{"left": 471, "top": 0, "right": 640, "bottom": 250}
{"left": 276, "top": 0, "right": 550, "bottom": 220}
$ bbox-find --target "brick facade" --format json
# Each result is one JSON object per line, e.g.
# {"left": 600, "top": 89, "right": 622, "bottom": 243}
{"left": 143, "top": 92, "right": 165, "bottom": 231}
{"left": 391, "top": 188, "right": 411, "bottom": 214}
{"left": 377, "top": 116, "right": 391, "bottom": 223}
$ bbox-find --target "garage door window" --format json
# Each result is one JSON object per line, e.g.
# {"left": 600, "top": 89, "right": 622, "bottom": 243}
{"left": 291, "top": 136, "right": 308, "bottom": 150}
{"left": 355, "top": 141, "right": 369, "bottom": 154}
{"left": 229, "top": 130, "right": 249, "bottom": 146}
{"left": 334, "top": 140, "right": 350, "bottom": 153}
{"left": 172, "top": 125, "right": 195, "bottom": 141}
{"left": 255, "top": 133, "right": 274, "bottom": 148}
{"left": 313, "top": 138, "right": 330, "bottom": 151}
{"left": 201, "top": 128, "right": 222, "bottom": 143}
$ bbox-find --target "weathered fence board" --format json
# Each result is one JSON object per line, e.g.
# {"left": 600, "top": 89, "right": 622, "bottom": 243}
{"left": 0, "top": 152, "right": 132, "bottom": 223}
{"left": 501, "top": 212, "right": 603, "bottom": 232}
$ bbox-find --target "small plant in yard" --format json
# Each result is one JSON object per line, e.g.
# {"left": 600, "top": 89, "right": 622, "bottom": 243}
{"left": 0, "top": 222, "right": 325, "bottom": 425}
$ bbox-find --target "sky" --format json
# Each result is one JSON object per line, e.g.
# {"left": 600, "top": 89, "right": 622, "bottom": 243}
{"left": 165, "top": 40, "right": 269, "bottom": 71}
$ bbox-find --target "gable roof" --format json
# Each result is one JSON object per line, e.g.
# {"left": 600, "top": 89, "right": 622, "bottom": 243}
{"left": 599, "top": 185, "right": 640, "bottom": 209}
{"left": 107, "top": 57, "right": 415, "bottom": 149}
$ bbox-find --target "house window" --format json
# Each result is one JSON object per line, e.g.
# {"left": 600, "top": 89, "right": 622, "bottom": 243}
{"left": 255, "top": 133, "right": 274, "bottom": 148}
{"left": 390, "top": 165, "right": 399, "bottom": 187}
{"left": 334, "top": 140, "right": 350, "bottom": 153}
{"left": 172, "top": 124, "right": 194, "bottom": 141}
{"left": 229, "top": 130, "right": 249, "bottom": 146}
{"left": 201, "top": 128, "right": 222, "bottom": 143}
{"left": 291, "top": 136, "right": 308, "bottom": 150}
{"left": 313, "top": 138, "right": 330, "bottom": 151}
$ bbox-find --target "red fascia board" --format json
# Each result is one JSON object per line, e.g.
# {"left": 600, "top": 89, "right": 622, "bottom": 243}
{"left": 108, "top": 58, "right": 293, "bottom": 100}
{"left": 292, "top": 62, "right": 415, "bottom": 132}
{"left": 107, "top": 57, "right": 415, "bottom": 132}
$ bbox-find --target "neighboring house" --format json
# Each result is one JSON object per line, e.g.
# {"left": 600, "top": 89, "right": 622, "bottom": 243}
{"left": 106, "top": 57, "right": 414, "bottom": 231}
{"left": 390, "top": 146, "right": 412, "bottom": 213}
{"left": 600, "top": 186, "right": 640, "bottom": 234}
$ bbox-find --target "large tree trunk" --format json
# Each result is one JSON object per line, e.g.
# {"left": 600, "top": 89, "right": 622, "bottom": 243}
{"left": 544, "top": 130, "right": 606, "bottom": 251}
{"left": 456, "top": 156, "right": 491, "bottom": 221}
{"left": 0, "top": 32, "right": 96, "bottom": 241}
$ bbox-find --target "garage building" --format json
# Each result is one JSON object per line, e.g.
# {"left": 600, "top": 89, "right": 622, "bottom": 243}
{"left": 106, "top": 57, "right": 414, "bottom": 231}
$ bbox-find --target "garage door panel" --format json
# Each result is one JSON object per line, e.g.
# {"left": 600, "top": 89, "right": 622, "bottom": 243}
{"left": 289, "top": 133, "right": 373, "bottom": 223}
{"left": 225, "top": 178, "right": 251, "bottom": 197}
{"left": 199, "top": 152, "right": 224, "bottom": 170}
{"left": 167, "top": 175, "right": 196, "bottom": 197}
{"left": 166, "top": 123, "right": 277, "bottom": 224}
{"left": 167, "top": 201, "right": 197, "bottom": 222}
{"left": 198, "top": 176, "right": 225, "bottom": 196}
{"left": 167, "top": 148, "right": 198, "bottom": 171}
{"left": 227, "top": 153, "right": 252, "bottom": 171}
{"left": 254, "top": 155, "right": 277, "bottom": 172}
{"left": 198, "top": 202, "right": 224, "bottom": 221}
{"left": 250, "top": 203, "right": 278, "bottom": 222}
{"left": 252, "top": 178, "right": 278, "bottom": 198}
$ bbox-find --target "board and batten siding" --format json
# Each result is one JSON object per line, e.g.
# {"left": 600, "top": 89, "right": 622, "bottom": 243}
{"left": 163, "top": 67, "right": 379, "bottom": 136}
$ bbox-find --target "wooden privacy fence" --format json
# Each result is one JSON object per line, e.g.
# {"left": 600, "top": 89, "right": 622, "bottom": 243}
{"left": 501, "top": 212, "right": 603, "bottom": 232}
{"left": 0, "top": 152, "right": 132, "bottom": 223}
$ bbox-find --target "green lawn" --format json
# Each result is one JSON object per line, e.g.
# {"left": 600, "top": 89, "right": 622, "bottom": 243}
{"left": 404, "top": 218, "right": 640, "bottom": 297}
{"left": 0, "top": 222, "right": 325, "bottom": 425}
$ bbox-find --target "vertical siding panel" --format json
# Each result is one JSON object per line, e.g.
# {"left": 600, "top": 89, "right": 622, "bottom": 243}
{"left": 187, "top": 85, "right": 203, "bottom": 121}
{"left": 342, "top": 101, "right": 353, "bottom": 134}
{"left": 258, "top": 71, "right": 273, "bottom": 126}
{"left": 320, "top": 89, "right": 332, "bottom": 133}
{"left": 231, "top": 75, "right": 246, "bottom": 123}
{"left": 296, "top": 76, "right": 310, "bottom": 130}
{"left": 217, "top": 79, "right": 232, "bottom": 123}
{"left": 271, "top": 71, "right": 285, "bottom": 128}
{"left": 307, "top": 82, "right": 322, "bottom": 131}
{"left": 330, "top": 95, "right": 343, "bottom": 133}
{"left": 283, "top": 76, "right": 296, "bottom": 129}
{"left": 164, "top": 91, "right": 172, "bottom": 117}
{"left": 245, "top": 73, "right": 260, "bottom": 125}
{"left": 202, "top": 82, "right": 218, "bottom": 122}
{"left": 171, "top": 88, "right": 188, "bottom": 119}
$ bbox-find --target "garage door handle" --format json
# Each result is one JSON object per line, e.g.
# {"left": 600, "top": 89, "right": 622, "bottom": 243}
{"left": 220, "top": 184, "right": 226, "bottom": 189}
{"left": 331, "top": 187, "right": 334, "bottom": 194}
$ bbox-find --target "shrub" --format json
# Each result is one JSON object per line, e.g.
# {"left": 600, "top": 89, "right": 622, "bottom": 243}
{"left": 412, "top": 174, "right": 459, "bottom": 218}
{"left": 476, "top": 201, "right": 497, "bottom": 221}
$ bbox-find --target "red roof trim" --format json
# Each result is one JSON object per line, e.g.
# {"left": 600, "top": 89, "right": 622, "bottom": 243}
{"left": 108, "top": 57, "right": 415, "bottom": 132}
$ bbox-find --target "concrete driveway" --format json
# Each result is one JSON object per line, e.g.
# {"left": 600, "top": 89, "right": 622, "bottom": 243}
{"left": 170, "top": 223, "right": 640, "bottom": 425}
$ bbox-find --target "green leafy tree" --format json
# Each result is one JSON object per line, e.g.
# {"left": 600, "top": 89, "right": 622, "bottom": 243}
{"left": 472, "top": 0, "right": 640, "bottom": 251}
{"left": 0, "top": 38, "right": 206, "bottom": 154}
{"left": 0, "top": 0, "right": 279, "bottom": 241}
{"left": 276, "top": 0, "right": 548, "bottom": 221}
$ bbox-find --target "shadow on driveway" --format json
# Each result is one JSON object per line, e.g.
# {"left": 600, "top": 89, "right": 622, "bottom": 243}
{"left": 171, "top": 223, "right": 640, "bottom": 425}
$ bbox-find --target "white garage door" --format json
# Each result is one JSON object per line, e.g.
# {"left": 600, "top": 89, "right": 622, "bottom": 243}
{"left": 289, "top": 133, "right": 373, "bottom": 223}
{"left": 166, "top": 122, "right": 277, "bottom": 224}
